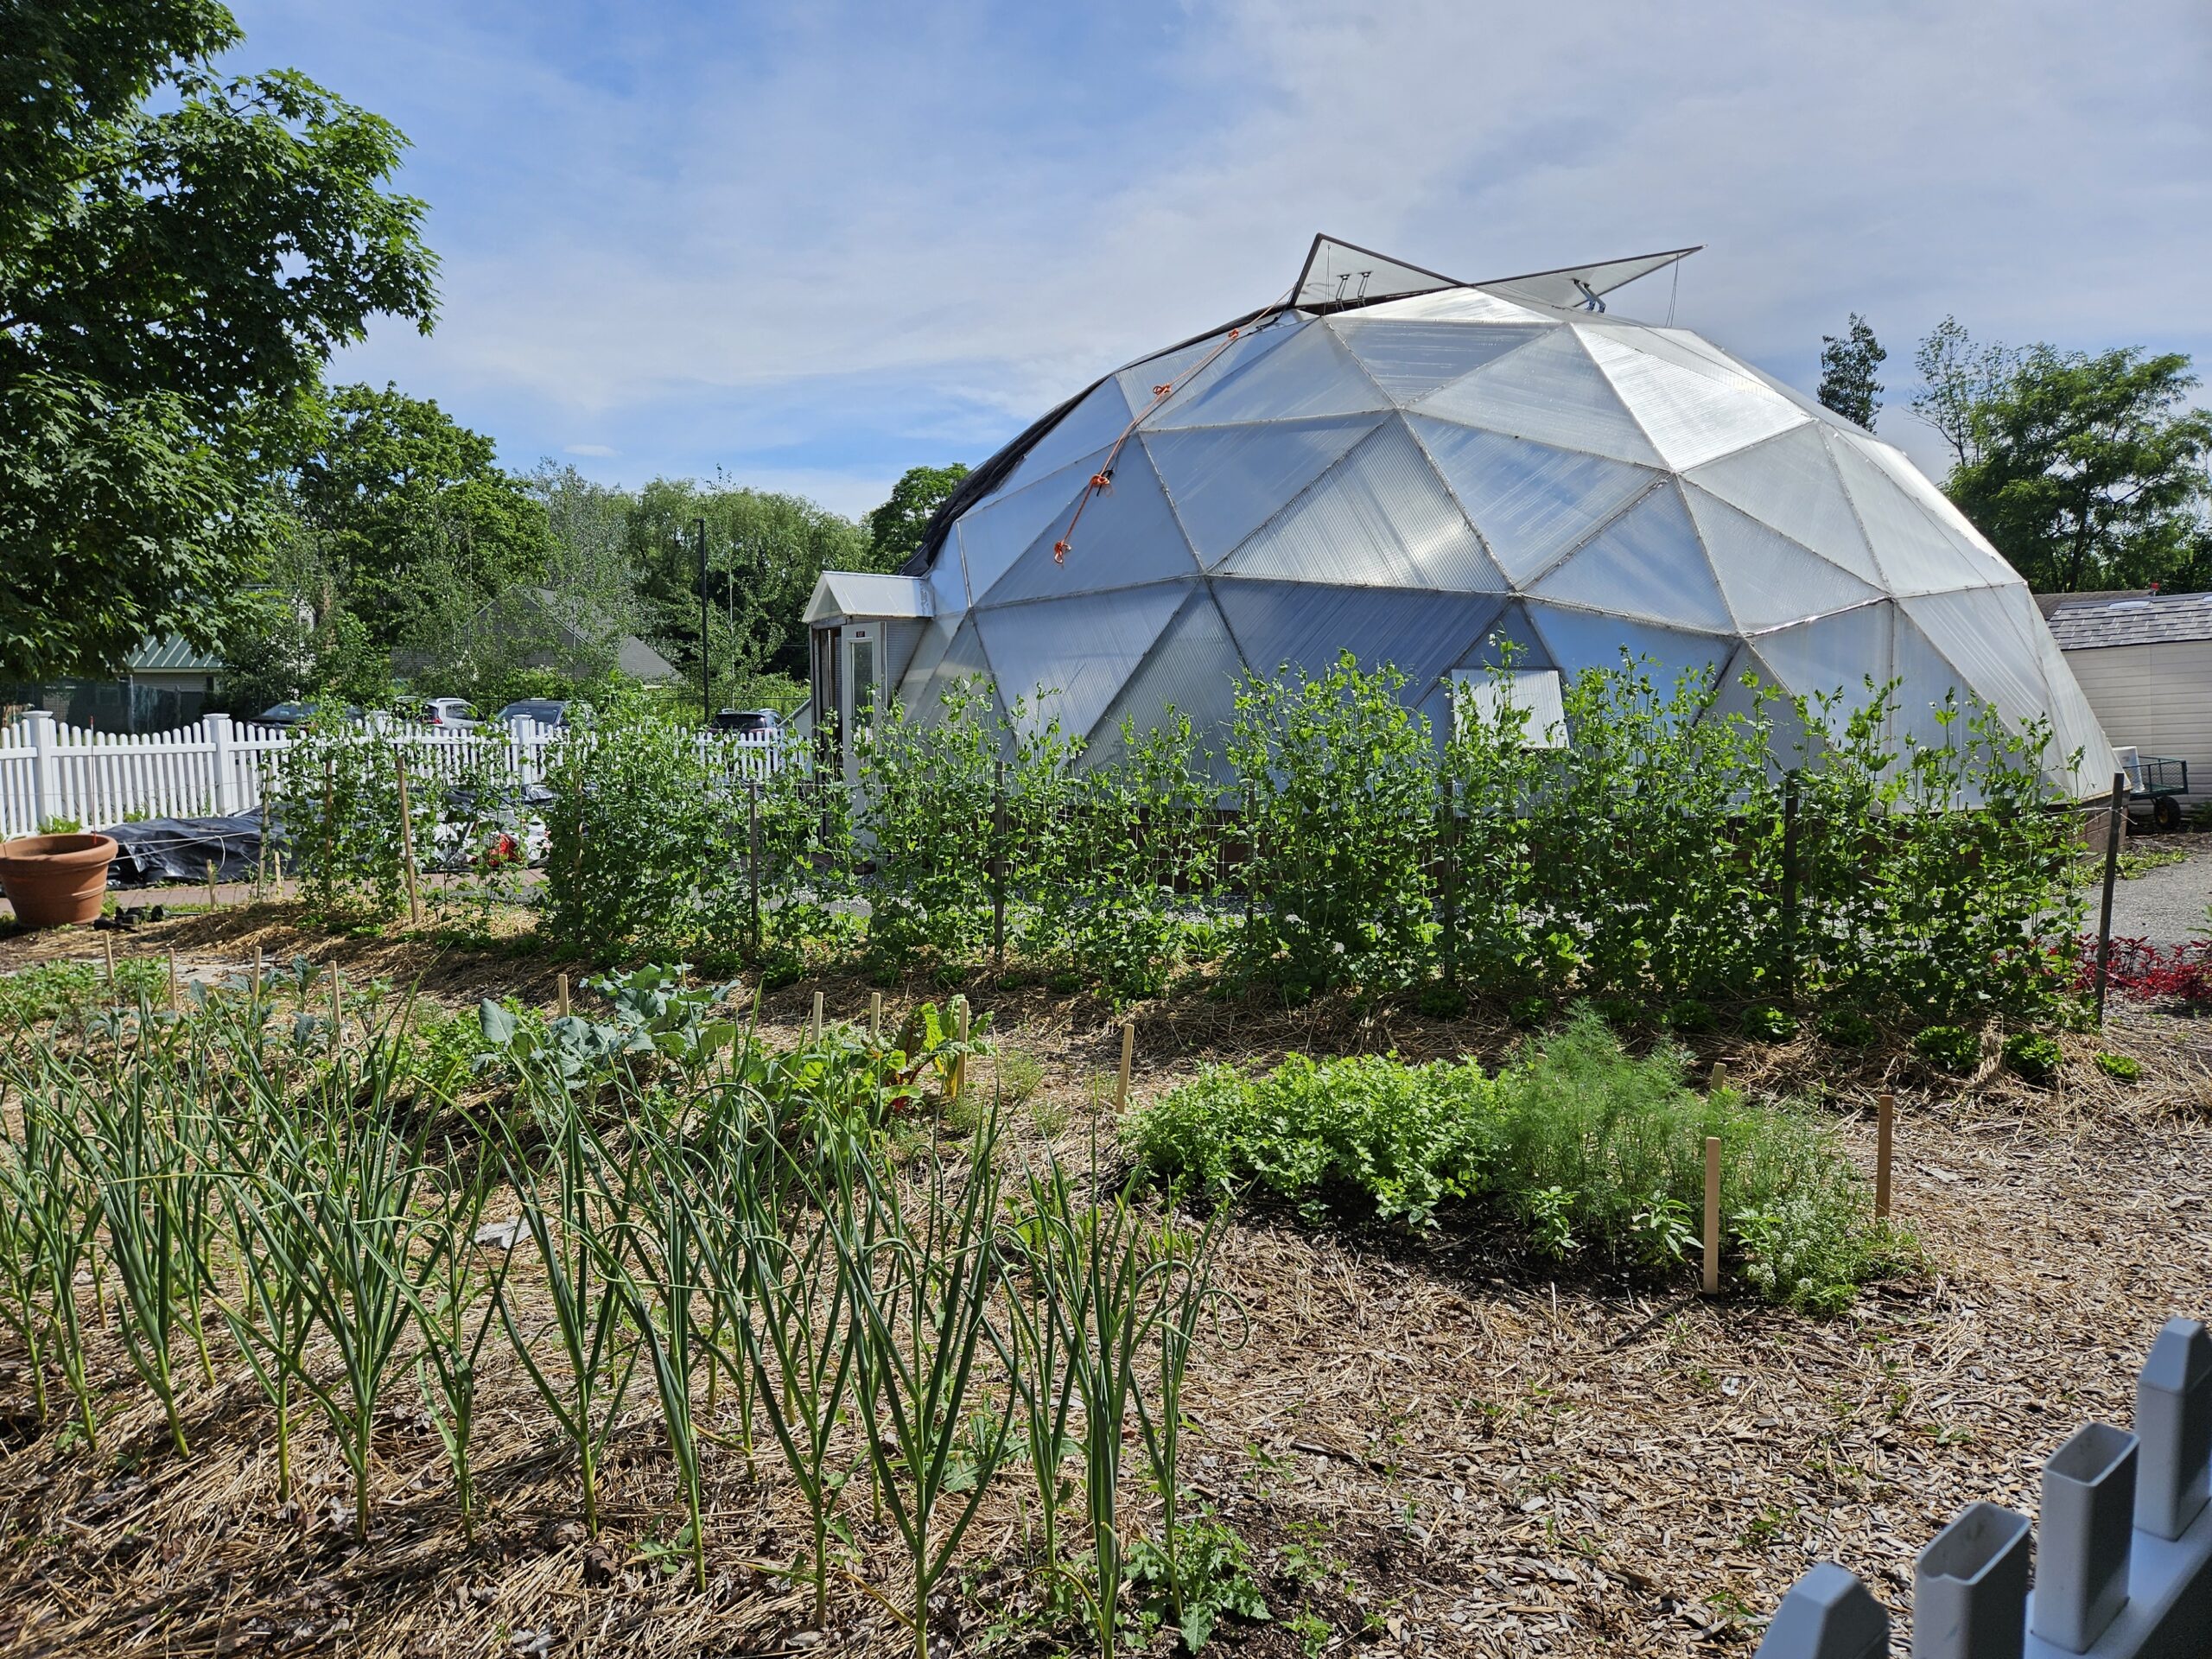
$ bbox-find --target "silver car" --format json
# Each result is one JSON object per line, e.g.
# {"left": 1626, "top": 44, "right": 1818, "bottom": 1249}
{"left": 416, "top": 697, "right": 481, "bottom": 730}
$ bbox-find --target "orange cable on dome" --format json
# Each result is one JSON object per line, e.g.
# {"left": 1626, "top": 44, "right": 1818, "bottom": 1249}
{"left": 1052, "top": 322, "right": 1261, "bottom": 565}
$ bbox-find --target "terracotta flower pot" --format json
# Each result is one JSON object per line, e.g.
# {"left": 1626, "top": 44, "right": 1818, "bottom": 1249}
{"left": 0, "top": 833, "right": 120, "bottom": 927}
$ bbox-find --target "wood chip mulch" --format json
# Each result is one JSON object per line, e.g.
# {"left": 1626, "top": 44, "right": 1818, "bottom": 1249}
{"left": 3, "top": 910, "right": 2210, "bottom": 1656}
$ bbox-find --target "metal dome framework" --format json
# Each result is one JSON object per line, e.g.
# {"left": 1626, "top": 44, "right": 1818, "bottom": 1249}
{"left": 868, "top": 237, "right": 2112, "bottom": 794}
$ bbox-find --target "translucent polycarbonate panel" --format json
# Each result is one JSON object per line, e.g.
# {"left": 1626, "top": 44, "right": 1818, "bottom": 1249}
{"left": 997, "top": 379, "right": 1136, "bottom": 497}
{"left": 1142, "top": 414, "right": 1382, "bottom": 568}
{"left": 1328, "top": 318, "right": 1545, "bottom": 401}
{"left": 1900, "top": 586, "right": 2062, "bottom": 739}
{"left": 1414, "top": 327, "right": 1666, "bottom": 468}
{"left": 1844, "top": 435, "right": 2013, "bottom": 588}
{"left": 926, "top": 543, "right": 971, "bottom": 615}
{"left": 1649, "top": 326, "right": 1770, "bottom": 381}
{"left": 1149, "top": 319, "right": 1391, "bottom": 429}
{"left": 1830, "top": 432, "right": 2005, "bottom": 596}
{"left": 956, "top": 445, "right": 1109, "bottom": 606}
{"left": 1530, "top": 483, "right": 1734, "bottom": 633}
{"left": 1681, "top": 424, "right": 1880, "bottom": 583}
{"left": 1116, "top": 328, "right": 1236, "bottom": 418}
{"left": 1294, "top": 236, "right": 1460, "bottom": 309}
{"left": 1131, "top": 319, "right": 1299, "bottom": 426}
{"left": 1477, "top": 248, "right": 1694, "bottom": 312}
{"left": 1681, "top": 486, "right": 1884, "bottom": 632}
{"left": 1452, "top": 668, "right": 1567, "bottom": 746}
{"left": 1522, "top": 601, "right": 1735, "bottom": 692}
{"left": 973, "top": 581, "right": 1192, "bottom": 747}
{"left": 1752, "top": 603, "right": 1895, "bottom": 719}
{"left": 978, "top": 443, "right": 1198, "bottom": 606}
{"left": 1450, "top": 601, "right": 1553, "bottom": 671}
{"left": 1698, "top": 643, "right": 1815, "bottom": 766}
{"left": 897, "top": 612, "right": 961, "bottom": 704}
{"left": 1408, "top": 417, "right": 1660, "bottom": 585}
{"left": 907, "top": 614, "right": 995, "bottom": 728}
{"left": 2021, "top": 616, "right": 2119, "bottom": 793}
{"left": 1356, "top": 287, "right": 1548, "bottom": 326}
{"left": 1579, "top": 327, "right": 1808, "bottom": 471}
{"left": 1222, "top": 420, "right": 1504, "bottom": 594}
{"left": 1084, "top": 587, "right": 1248, "bottom": 772}
{"left": 1889, "top": 610, "right": 1967, "bottom": 756}
{"left": 1215, "top": 578, "right": 1506, "bottom": 700}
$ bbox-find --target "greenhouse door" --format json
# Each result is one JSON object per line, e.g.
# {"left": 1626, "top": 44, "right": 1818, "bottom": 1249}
{"left": 840, "top": 626, "right": 879, "bottom": 789}
{"left": 810, "top": 624, "right": 842, "bottom": 775}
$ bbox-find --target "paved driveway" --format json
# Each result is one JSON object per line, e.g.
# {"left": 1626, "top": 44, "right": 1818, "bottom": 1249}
{"left": 2102, "top": 842, "right": 2212, "bottom": 944}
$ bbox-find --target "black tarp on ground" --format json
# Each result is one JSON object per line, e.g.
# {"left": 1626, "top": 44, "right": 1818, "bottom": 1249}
{"left": 101, "top": 813, "right": 277, "bottom": 886}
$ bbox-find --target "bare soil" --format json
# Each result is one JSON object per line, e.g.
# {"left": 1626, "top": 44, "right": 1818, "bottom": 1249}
{"left": 3, "top": 901, "right": 2209, "bottom": 1657}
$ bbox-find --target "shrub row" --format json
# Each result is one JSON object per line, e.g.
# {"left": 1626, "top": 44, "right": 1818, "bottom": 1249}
{"left": 279, "top": 658, "right": 2088, "bottom": 1026}
{"left": 1128, "top": 1010, "right": 1914, "bottom": 1313}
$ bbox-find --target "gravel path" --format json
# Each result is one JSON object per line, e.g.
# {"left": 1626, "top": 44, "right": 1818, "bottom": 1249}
{"left": 2104, "top": 842, "right": 2212, "bottom": 944}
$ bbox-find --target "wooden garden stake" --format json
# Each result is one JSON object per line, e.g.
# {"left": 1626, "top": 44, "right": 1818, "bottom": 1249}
{"left": 2094, "top": 769, "right": 2126, "bottom": 1022}
{"left": 251, "top": 946, "right": 263, "bottom": 1015}
{"left": 869, "top": 990, "right": 882, "bottom": 1044}
{"left": 811, "top": 989, "right": 825, "bottom": 1043}
{"left": 950, "top": 996, "right": 969, "bottom": 1100}
{"left": 101, "top": 934, "right": 117, "bottom": 988}
{"left": 1702, "top": 1136, "right": 1722, "bottom": 1294}
{"left": 168, "top": 949, "right": 180, "bottom": 1012}
{"left": 556, "top": 973, "right": 570, "bottom": 1017}
{"left": 1116, "top": 1020, "right": 1135, "bottom": 1111}
{"left": 393, "top": 752, "right": 423, "bottom": 927}
{"left": 206, "top": 859, "right": 220, "bottom": 912}
{"left": 1875, "top": 1092, "right": 1895, "bottom": 1220}
{"left": 1708, "top": 1060, "right": 1729, "bottom": 1094}
{"left": 330, "top": 966, "right": 343, "bottom": 1043}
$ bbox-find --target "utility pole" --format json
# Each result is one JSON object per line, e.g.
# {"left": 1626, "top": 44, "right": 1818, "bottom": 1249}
{"left": 696, "top": 516, "right": 709, "bottom": 725}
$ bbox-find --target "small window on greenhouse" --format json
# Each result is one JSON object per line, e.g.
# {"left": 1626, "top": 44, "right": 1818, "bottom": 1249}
{"left": 1452, "top": 668, "right": 1567, "bottom": 748}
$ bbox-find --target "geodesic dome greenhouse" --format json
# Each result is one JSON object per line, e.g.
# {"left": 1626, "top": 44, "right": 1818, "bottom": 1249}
{"left": 813, "top": 237, "right": 2112, "bottom": 795}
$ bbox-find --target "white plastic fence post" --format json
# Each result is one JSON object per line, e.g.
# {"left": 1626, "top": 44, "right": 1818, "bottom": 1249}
{"left": 1914, "top": 1502, "right": 2030, "bottom": 1659}
{"left": 1751, "top": 1562, "right": 1887, "bottom": 1659}
{"left": 205, "top": 713, "right": 238, "bottom": 815}
{"left": 26, "top": 709, "right": 58, "bottom": 831}
{"left": 2031, "top": 1421, "right": 2139, "bottom": 1652}
{"left": 2134, "top": 1319, "right": 2212, "bottom": 1541}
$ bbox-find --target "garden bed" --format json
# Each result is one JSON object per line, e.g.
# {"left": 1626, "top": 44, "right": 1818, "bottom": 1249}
{"left": 2, "top": 908, "right": 2209, "bottom": 1658}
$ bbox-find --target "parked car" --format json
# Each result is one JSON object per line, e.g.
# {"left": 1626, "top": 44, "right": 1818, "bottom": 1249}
{"left": 711, "top": 708, "right": 785, "bottom": 739}
{"left": 253, "top": 702, "right": 369, "bottom": 728}
{"left": 416, "top": 697, "right": 481, "bottom": 729}
{"left": 494, "top": 698, "right": 569, "bottom": 729}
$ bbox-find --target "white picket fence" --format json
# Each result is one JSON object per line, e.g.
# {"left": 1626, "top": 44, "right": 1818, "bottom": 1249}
{"left": 0, "top": 710, "right": 789, "bottom": 838}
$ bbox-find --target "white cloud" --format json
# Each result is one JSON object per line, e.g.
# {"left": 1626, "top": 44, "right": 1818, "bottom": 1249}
{"left": 562, "top": 443, "right": 617, "bottom": 457}
{"left": 251, "top": 0, "right": 2210, "bottom": 495}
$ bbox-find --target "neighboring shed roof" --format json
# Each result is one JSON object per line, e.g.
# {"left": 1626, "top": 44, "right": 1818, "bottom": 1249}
{"left": 2034, "top": 589, "right": 2152, "bottom": 619}
{"left": 806, "top": 573, "right": 932, "bottom": 625}
{"left": 2044, "top": 592, "right": 2212, "bottom": 651}
{"left": 125, "top": 635, "right": 224, "bottom": 673}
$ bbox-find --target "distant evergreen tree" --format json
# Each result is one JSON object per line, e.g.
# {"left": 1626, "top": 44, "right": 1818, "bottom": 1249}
{"left": 1817, "top": 314, "right": 1887, "bottom": 429}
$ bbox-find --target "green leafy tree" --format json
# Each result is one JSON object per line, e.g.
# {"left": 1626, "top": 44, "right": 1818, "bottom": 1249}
{"left": 630, "top": 477, "right": 871, "bottom": 702}
{"left": 0, "top": 2, "right": 437, "bottom": 677}
{"left": 1917, "top": 324, "right": 2212, "bottom": 591}
{"left": 865, "top": 463, "right": 970, "bottom": 567}
{"left": 1816, "top": 314, "right": 1886, "bottom": 429}
{"left": 290, "top": 383, "right": 550, "bottom": 651}
{"left": 1911, "top": 316, "right": 2019, "bottom": 471}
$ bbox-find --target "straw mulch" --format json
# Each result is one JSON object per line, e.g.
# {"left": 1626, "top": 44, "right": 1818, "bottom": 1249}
{"left": 3, "top": 909, "right": 2211, "bottom": 1656}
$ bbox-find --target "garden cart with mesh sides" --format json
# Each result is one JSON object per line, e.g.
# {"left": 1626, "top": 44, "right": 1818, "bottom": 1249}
{"left": 2122, "top": 752, "right": 2190, "bottom": 831}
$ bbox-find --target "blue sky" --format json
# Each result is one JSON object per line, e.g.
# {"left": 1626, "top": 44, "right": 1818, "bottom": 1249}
{"left": 227, "top": 0, "right": 2212, "bottom": 521}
